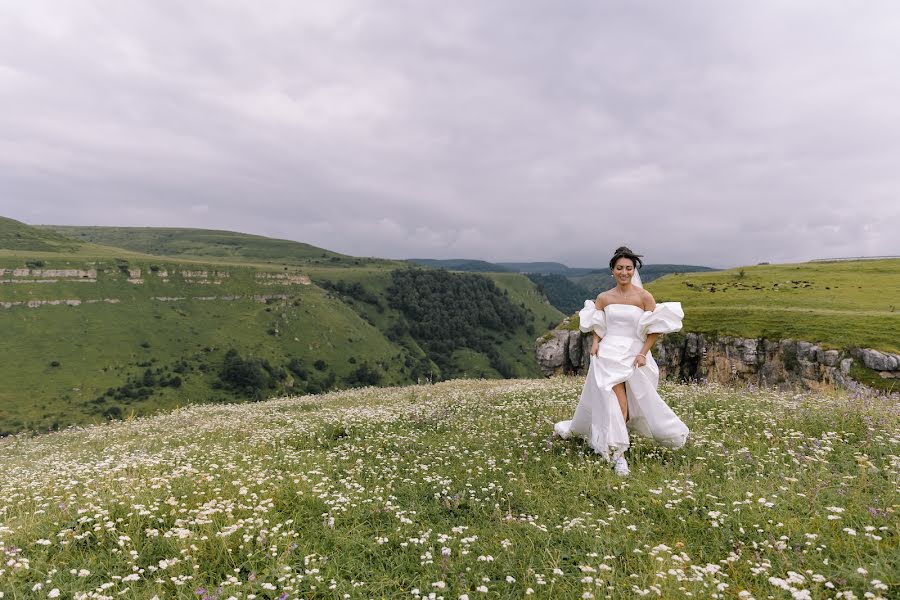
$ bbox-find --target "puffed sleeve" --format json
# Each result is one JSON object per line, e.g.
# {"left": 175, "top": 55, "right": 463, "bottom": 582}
{"left": 637, "top": 302, "right": 684, "bottom": 340}
{"left": 579, "top": 300, "right": 607, "bottom": 337}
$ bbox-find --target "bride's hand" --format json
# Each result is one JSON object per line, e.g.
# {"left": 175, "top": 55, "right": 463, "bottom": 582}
{"left": 590, "top": 339, "right": 599, "bottom": 357}
{"left": 633, "top": 354, "right": 647, "bottom": 368}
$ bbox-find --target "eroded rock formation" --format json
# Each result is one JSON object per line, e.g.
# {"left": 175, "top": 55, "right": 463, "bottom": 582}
{"left": 535, "top": 329, "right": 899, "bottom": 391}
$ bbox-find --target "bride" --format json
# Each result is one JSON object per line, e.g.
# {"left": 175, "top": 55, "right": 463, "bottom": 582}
{"left": 554, "top": 246, "right": 689, "bottom": 476}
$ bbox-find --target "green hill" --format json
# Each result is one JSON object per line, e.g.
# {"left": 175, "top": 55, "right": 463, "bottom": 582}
{"left": 498, "top": 261, "right": 597, "bottom": 276}
{"left": 1, "top": 221, "right": 563, "bottom": 435}
{"left": 406, "top": 258, "right": 510, "bottom": 272}
{"left": 646, "top": 259, "right": 900, "bottom": 353}
{"left": 39, "top": 225, "right": 392, "bottom": 268}
{"left": 0, "top": 256, "right": 406, "bottom": 435}
{"left": 0, "top": 216, "right": 83, "bottom": 253}
{"left": 524, "top": 273, "right": 593, "bottom": 314}
{"left": 306, "top": 267, "right": 563, "bottom": 380}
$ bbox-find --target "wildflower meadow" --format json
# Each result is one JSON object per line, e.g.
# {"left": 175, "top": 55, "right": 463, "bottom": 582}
{"left": 1, "top": 378, "right": 897, "bottom": 599}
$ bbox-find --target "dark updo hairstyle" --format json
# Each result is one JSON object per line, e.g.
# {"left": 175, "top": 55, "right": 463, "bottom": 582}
{"left": 609, "top": 246, "right": 643, "bottom": 270}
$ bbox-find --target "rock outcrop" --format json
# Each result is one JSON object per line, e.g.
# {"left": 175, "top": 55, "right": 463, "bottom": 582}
{"left": 853, "top": 348, "right": 900, "bottom": 375}
{"left": 535, "top": 329, "right": 899, "bottom": 391}
{"left": 536, "top": 330, "right": 591, "bottom": 376}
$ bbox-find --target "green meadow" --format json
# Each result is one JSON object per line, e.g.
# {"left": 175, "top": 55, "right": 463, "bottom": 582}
{"left": 0, "top": 378, "right": 896, "bottom": 598}
{"left": 646, "top": 259, "right": 900, "bottom": 353}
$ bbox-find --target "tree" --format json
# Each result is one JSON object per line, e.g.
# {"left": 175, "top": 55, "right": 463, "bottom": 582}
{"left": 219, "top": 349, "right": 271, "bottom": 396}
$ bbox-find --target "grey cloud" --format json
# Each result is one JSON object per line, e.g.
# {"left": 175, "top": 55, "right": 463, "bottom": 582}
{"left": 1, "top": 0, "right": 899, "bottom": 269}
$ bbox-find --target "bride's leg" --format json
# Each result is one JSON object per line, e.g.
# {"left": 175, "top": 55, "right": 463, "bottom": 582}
{"left": 612, "top": 382, "right": 628, "bottom": 423}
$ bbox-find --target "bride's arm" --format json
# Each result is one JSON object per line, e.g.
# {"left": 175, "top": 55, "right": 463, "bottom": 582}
{"left": 591, "top": 293, "right": 604, "bottom": 356}
{"left": 635, "top": 290, "right": 658, "bottom": 367}
{"left": 635, "top": 333, "right": 659, "bottom": 367}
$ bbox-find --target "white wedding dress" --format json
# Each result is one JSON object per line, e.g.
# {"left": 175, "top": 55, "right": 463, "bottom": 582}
{"left": 554, "top": 300, "right": 689, "bottom": 460}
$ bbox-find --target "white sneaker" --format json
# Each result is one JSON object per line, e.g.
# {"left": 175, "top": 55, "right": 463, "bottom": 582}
{"left": 613, "top": 456, "right": 630, "bottom": 477}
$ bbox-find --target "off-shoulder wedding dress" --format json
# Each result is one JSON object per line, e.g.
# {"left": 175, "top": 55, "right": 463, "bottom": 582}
{"left": 554, "top": 300, "right": 689, "bottom": 461}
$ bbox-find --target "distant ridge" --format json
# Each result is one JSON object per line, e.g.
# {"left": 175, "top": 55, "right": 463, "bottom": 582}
{"left": 497, "top": 262, "right": 599, "bottom": 277}
{"left": 38, "top": 225, "right": 370, "bottom": 266}
{"left": 406, "top": 258, "right": 510, "bottom": 272}
{"left": 0, "top": 216, "right": 82, "bottom": 252}
{"left": 810, "top": 256, "right": 899, "bottom": 262}
{"left": 499, "top": 262, "right": 717, "bottom": 279}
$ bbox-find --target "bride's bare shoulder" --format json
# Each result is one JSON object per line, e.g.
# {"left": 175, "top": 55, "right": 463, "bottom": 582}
{"left": 595, "top": 291, "right": 609, "bottom": 309}
{"left": 641, "top": 288, "right": 656, "bottom": 310}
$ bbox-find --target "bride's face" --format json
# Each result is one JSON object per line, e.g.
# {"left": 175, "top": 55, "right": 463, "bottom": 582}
{"left": 612, "top": 258, "right": 635, "bottom": 285}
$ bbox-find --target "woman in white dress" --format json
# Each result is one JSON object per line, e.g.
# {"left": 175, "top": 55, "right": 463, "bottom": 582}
{"left": 554, "top": 246, "right": 689, "bottom": 476}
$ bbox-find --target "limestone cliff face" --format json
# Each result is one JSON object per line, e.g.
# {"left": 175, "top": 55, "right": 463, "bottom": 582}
{"left": 535, "top": 329, "right": 899, "bottom": 391}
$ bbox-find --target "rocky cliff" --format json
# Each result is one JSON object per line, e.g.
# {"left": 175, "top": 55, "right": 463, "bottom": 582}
{"left": 535, "top": 329, "right": 899, "bottom": 392}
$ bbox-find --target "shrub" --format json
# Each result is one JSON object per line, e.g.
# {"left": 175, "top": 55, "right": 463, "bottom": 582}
{"left": 287, "top": 357, "right": 308, "bottom": 380}
{"left": 783, "top": 347, "right": 800, "bottom": 372}
{"left": 49, "top": 360, "right": 60, "bottom": 368}
{"left": 346, "top": 363, "right": 382, "bottom": 387}
{"left": 219, "top": 349, "right": 271, "bottom": 396}
{"left": 102, "top": 405, "right": 123, "bottom": 420}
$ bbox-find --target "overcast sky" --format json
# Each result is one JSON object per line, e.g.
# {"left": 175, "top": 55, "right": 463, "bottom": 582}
{"left": 1, "top": 1, "right": 898, "bottom": 268}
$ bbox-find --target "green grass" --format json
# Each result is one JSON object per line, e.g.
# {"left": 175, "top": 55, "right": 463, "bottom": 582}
{"left": 1, "top": 236, "right": 563, "bottom": 433}
{"left": 39, "top": 225, "right": 406, "bottom": 269}
{"left": 0, "top": 378, "right": 896, "bottom": 598}
{"left": 483, "top": 272, "right": 565, "bottom": 331}
{"left": 646, "top": 259, "right": 900, "bottom": 353}
{"left": 451, "top": 348, "right": 502, "bottom": 378}
{"left": 0, "top": 216, "right": 82, "bottom": 253}
{"left": 0, "top": 256, "right": 410, "bottom": 434}
{"left": 849, "top": 363, "right": 899, "bottom": 394}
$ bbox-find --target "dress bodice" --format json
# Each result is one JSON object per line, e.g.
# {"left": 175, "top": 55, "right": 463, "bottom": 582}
{"left": 603, "top": 304, "right": 643, "bottom": 339}
{"left": 578, "top": 299, "right": 684, "bottom": 340}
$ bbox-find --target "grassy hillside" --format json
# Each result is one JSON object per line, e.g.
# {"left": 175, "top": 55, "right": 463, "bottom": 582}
{"left": 40, "top": 225, "right": 398, "bottom": 268}
{"left": 0, "top": 254, "right": 408, "bottom": 435}
{"left": 306, "top": 267, "right": 564, "bottom": 380}
{"left": 2, "top": 221, "right": 564, "bottom": 434}
{"left": 525, "top": 273, "right": 593, "bottom": 314}
{"left": 0, "top": 216, "right": 83, "bottom": 253}
{"left": 484, "top": 272, "right": 567, "bottom": 328}
{"left": 1, "top": 378, "right": 896, "bottom": 598}
{"left": 646, "top": 259, "right": 900, "bottom": 353}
